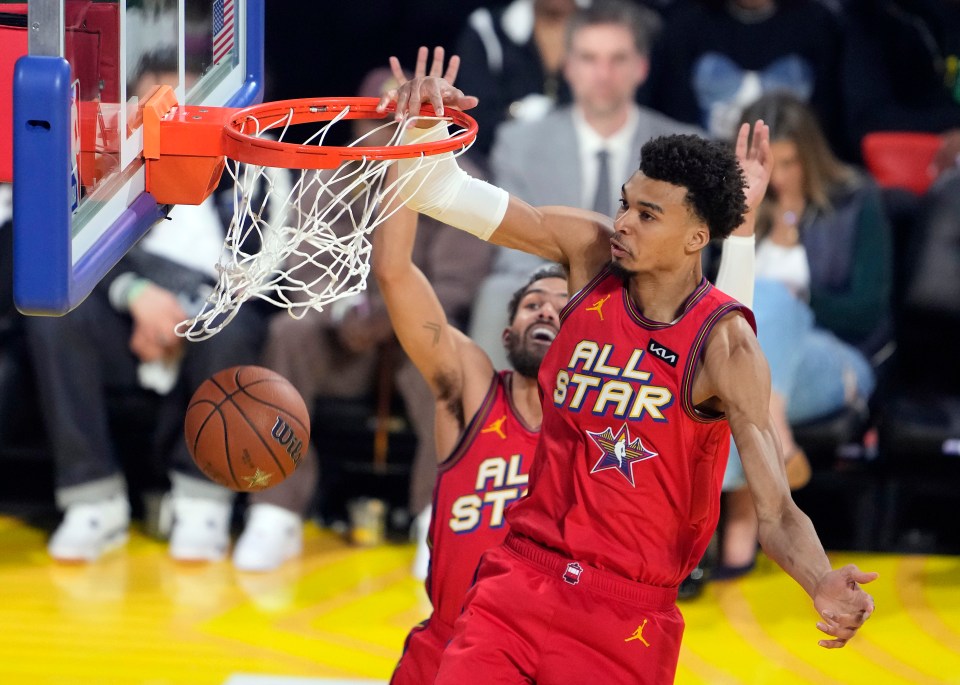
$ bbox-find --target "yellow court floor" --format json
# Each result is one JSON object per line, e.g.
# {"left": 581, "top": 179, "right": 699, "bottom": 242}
{"left": 0, "top": 514, "right": 958, "bottom": 685}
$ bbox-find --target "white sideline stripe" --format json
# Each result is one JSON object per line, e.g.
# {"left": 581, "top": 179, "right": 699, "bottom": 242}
{"left": 224, "top": 677, "right": 387, "bottom": 685}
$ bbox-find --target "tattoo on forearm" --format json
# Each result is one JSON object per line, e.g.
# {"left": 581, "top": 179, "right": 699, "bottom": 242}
{"left": 423, "top": 322, "right": 441, "bottom": 346}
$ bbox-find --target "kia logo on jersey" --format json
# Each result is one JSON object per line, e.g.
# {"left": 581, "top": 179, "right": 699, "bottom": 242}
{"left": 647, "top": 339, "right": 678, "bottom": 367}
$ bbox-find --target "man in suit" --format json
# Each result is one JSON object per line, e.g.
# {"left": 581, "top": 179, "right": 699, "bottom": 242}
{"left": 468, "top": 0, "right": 701, "bottom": 369}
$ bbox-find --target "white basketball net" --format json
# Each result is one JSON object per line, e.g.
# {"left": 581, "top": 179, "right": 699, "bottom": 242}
{"left": 175, "top": 107, "right": 472, "bottom": 341}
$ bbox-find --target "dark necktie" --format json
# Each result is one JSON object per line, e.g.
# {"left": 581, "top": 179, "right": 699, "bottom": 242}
{"left": 592, "top": 149, "right": 612, "bottom": 216}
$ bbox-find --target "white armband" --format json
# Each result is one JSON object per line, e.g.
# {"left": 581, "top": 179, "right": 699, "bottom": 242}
{"left": 397, "top": 122, "right": 509, "bottom": 241}
{"left": 716, "top": 234, "right": 756, "bottom": 308}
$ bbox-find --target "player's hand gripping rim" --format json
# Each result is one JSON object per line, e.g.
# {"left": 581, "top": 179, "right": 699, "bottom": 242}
{"left": 376, "top": 45, "right": 478, "bottom": 122}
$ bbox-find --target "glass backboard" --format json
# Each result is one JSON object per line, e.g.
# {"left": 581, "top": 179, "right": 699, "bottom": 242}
{"left": 12, "top": 0, "right": 263, "bottom": 314}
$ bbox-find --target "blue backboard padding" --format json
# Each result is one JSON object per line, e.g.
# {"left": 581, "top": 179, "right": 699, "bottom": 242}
{"left": 12, "top": 56, "right": 74, "bottom": 314}
{"left": 14, "top": 0, "right": 265, "bottom": 316}
{"left": 71, "top": 193, "right": 168, "bottom": 307}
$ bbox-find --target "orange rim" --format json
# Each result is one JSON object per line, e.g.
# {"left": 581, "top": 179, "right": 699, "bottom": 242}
{"left": 220, "top": 97, "right": 477, "bottom": 169}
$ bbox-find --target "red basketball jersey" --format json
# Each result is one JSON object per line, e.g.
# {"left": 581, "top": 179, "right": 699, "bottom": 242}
{"left": 507, "top": 267, "right": 756, "bottom": 587}
{"left": 427, "top": 370, "right": 539, "bottom": 627}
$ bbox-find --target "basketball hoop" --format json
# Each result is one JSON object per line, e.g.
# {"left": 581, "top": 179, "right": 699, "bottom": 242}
{"left": 139, "top": 88, "right": 478, "bottom": 341}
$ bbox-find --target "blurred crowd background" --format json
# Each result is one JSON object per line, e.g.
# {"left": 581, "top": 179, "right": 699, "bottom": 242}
{"left": 1, "top": 0, "right": 959, "bottom": 578}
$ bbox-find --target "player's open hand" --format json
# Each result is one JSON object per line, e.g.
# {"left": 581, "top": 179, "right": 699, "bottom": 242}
{"left": 377, "top": 46, "right": 478, "bottom": 120}
{"left": 735, "top": 119, "right": 772, "bottom": 214}
{"left": 812, "top": 564, "right": 878, "bottom": 648}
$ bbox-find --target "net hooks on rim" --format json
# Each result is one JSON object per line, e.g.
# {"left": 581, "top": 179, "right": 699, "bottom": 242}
{"left": 155, "top": 96, "right": 477, "bottom": 341}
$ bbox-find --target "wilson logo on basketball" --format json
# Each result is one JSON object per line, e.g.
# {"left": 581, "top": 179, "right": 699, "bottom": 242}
{"left": 271, "top": 417, "right": 304, "bottom": 465}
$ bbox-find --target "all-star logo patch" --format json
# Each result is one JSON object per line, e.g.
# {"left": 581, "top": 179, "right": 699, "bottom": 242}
{"left": 647, "top": 339, "right": 678, "bottom": 367}
{"left": 587, "top": 423, "right": 658, "bottom": 487}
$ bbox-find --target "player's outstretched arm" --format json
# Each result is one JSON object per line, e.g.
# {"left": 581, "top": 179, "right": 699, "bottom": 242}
{"left": 372, "top": 179, "right": 488, "bottom": 406}
{"left": 372, "top": 49, "right": 496, "bottom": 437}
{"left": 703, "top": 315, "right": 877, "bottom": 648}
{"left": 379, "top": 53, "right": 612, "bottom": 291}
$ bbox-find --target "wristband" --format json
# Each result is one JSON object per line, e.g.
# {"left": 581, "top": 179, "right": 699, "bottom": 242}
{"left": 716, "top": 234, "right": 756, "bottom": 308}
{"left": 397, "top": 122, "right": 509, "bottom": 241}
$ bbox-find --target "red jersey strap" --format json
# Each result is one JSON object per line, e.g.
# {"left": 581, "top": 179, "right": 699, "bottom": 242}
{"left": 437, "top": 370, "right": 514, "bottom": 473}
{"left": 680, "top": 300, "right": 758, "bottom": 423}
{"left": 559, "top": 264, "right": 613, "bottom": 323}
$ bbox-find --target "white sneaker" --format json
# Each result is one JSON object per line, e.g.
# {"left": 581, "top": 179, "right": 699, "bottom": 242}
{"left": 168, "top": 496, "right": 232, "bottom": 562}
{"left": 48, "top": 496, "right": 130, "bottom": 562}
{"left": 232, "top": 503, "right": 303, "bottom": 572}
{"left": 411, "top": 506, "right": 431, "bottom": 581}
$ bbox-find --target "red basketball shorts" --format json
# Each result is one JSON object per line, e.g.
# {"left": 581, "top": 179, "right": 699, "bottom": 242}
{"left": 390, "top": 615, "right": 455, "bottom": 685}
{"left": 435, "top": 533, "right": 685, "bottom": 685}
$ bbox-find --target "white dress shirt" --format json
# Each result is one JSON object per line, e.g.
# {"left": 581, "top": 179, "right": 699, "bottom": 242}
{"left": 572, "top": 105, "right": 640, "bottom": 211}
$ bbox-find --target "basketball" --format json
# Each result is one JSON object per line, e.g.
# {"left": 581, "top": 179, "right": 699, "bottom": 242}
{"left": 184, "top": 366, "right": 311, "bottom": 492}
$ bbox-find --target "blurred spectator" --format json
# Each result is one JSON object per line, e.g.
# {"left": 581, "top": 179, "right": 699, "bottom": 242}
{"left": 646, "top": 0, "right": 845, "bottom": 150}
{"left": 26, "top": 191, "right": 275, "bottom": 564}
{"left": 840, "top": 0, "right": 960, "bottom": 171}
{"left": 468, "top": 0, "right": 697, "bottom": 369}
{"left": 22, "top": 61, "right": 290, "bottom": 565}
{"left": 0, "top": 184, "right": 18, "bottom": 448}
{"left": 0, "top": 184, "right": 10, "bottom": 307}
{"left": 903, "top": 170, "right": 960, "bottom": 325}
{"left": 232, "top": 67, "right": 495, "bottom": 573}
{"left": 453, "top": 0, "right": 582, "bottom": 160}
{"left": 886, "top": 166, "right": 960, "bottom": 410}
{"left": 717, "top": 93, "right": 893, "bottom": 577}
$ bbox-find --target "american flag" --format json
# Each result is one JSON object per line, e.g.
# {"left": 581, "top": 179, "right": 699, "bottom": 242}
{"left": 212, "top": 0, "right": 235, "bottom": 64}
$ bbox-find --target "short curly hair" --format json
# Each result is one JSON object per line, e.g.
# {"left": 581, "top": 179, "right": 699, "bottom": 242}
{"left": 506, "top": 263, "right": 568, "bottom": 324}
{"left": 639, "top": 134, "right": 748, "bottom": 241}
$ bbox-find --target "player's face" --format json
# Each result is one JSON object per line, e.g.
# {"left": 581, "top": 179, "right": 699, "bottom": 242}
{"left": 503, "top": 277, "right": 569, "bottom": 378}
{"left": 564, "top": 24, "right": 648, "bottom": 118}
{"left": 610, "top": 171, "right": 708, "bottom": 275}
